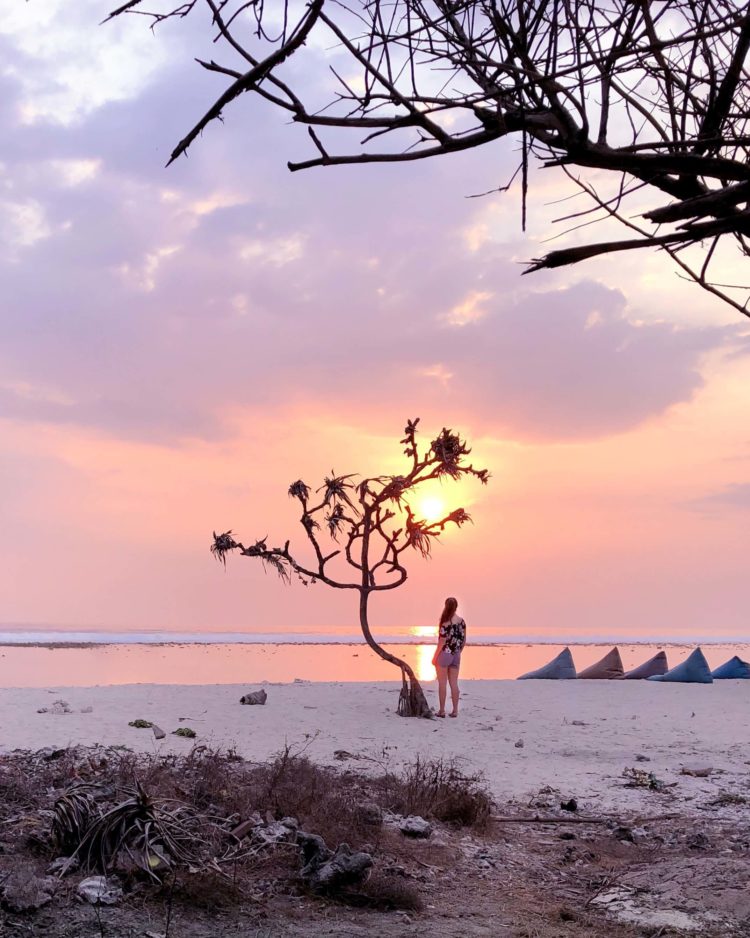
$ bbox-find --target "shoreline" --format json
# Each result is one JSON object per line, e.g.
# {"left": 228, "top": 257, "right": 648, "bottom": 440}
{"left": 2, "top": 637, "right": 749, "bottom": 648}
{"left": 0, "top": 633, "right": 750, "bottom": 649}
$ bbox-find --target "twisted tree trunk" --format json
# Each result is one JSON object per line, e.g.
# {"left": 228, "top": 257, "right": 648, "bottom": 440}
{"left": 359, "top": 589, "right": 432, "bottom": 718}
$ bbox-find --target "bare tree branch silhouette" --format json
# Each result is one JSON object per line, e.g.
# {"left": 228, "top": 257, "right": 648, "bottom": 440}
{"left": 211, "top": 418, "right": 489, "bottom": 717}
{"left": 108, "top": 0, "right": 750, "bottom": 315}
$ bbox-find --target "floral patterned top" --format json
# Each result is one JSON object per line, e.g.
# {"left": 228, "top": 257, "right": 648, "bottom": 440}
{"left": 439, "top": 616, "right": 466, "bottom": 654}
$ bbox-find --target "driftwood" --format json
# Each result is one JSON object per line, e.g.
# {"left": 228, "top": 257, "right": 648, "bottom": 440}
{"left": 107, "top": 1, "right": 750, "bottom": 315}
{"left": 492, "top": 815, "right": 610, "bottom": 825}
{"left": 492, "top": 812, "right": 680, "bottom": 826}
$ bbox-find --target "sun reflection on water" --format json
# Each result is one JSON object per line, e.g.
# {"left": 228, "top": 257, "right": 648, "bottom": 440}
{"left": 408, "top": 625, "right": 438, "bottom": 681}
{"left": 415, "top": 644, "right": 436, "bottom": 682}
{"left": 410, "top": 625, "right": 435, "bottom": 640}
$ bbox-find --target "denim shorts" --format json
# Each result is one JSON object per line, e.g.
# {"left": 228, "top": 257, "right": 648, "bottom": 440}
{"left": 436, "top": 649, "right": 462, "bottom": 669}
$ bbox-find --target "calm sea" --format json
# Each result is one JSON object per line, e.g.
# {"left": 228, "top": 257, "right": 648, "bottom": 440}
{"left": 0, "top": 628, "right": 747, "bottom": 688}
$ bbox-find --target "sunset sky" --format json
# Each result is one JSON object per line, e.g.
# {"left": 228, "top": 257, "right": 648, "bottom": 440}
{"left": 2, "top": 1, "right": 750, "bottom": 642}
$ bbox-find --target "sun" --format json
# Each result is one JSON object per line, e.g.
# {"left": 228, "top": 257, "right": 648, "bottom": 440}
{"left": 417, "top": 495, "right": 446, "bottom": 523}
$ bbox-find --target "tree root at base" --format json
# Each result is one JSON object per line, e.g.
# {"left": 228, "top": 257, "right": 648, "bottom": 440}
{"left": 397, "top": 670, "right": 432, "bottom": 718}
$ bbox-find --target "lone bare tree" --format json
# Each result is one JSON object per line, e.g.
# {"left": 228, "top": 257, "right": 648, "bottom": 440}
{"left": 210, "top": 418, "right": 488, "bottom": 716}
{"left": 108, "top": 0, "right": 750, "bottom": 314}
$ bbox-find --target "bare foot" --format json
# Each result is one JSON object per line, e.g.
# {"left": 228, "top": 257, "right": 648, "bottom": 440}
{"left": 449, "top": 712, "right": 458, "bottom": 718}
{"left": 435, "top": 711, "right": 446, "bottom": 718}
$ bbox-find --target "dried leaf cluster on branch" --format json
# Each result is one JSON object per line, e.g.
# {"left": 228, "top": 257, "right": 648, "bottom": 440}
{"left": 108, "top": 0, "right": 750, "bottom": 314}
{"left": 211, "top": 418, "right": 489, "bottom": 716}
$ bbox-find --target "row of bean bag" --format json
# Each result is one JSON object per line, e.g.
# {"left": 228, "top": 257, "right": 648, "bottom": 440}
{"left": 517, "top": 646, "right": 750, "bottom": 682}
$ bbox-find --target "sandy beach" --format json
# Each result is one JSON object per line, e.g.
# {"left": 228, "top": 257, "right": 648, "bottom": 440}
{"left": 4, "top": 678, "right": 748, "bottom": 814}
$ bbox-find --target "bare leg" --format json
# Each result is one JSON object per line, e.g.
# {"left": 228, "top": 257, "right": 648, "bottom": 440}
{"left": 436, "top": 666, "right": 448, "bottom": 716}
{"left": 448, "top": 667, "right": 460, "bottom": 716}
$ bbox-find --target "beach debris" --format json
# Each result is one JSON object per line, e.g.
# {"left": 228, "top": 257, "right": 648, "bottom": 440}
{"left": 297, "top": 831, "right": 373, "bottom": 893}
{"left": 333, "top": 749, "right": 356, "bottom": 761}
{"left": 492, "top": 813, "right": 610, "bottom": 825}
{"left": 623, "top": 767, "right": 666, "bottom": 791}
{"left": 41, "top": 747, "right": 68, "bottom": 761}
{"left": 398, "top": 815, "right": 433, "bottom": 839}
{"left": 354, "top": 802, "right": 383, "bottom": 828}
{"left": 252, "top": 817, "right": 299, "bottom": 846}
{"left": 47, "top": 856, "right": 80, "bottom": 875}
{"left": 514, "top": 739, "right": 524, "bottom": 748}
{"left": 228, "top": 815, "right": 263, "bottom": 841}
{"left": 128, "top": 719, "right": 153, "bottom": 729}
{"left": 570, "top": 720, "right": 588, "bottom": 726}
{"left": 172, "top": 727, "right": 196, "bottom": 738}
{"left": 239, "top": 688, "right": 268, "bottom": 706}
{"left": 37, "top": 699, "right": 72, "bottom": 715}
{"left": 560, "top": 798, "right": 578, "bottom": 813}
{"left": 1, "top": 871, "right": 55, "bottom": 911}
{"left": 635, "top": 753, "right": 651, "bottom": 762}
{"left": 680, "top": 765, "right": 713, "bottom": 778}
{"left": 709, "top": 791, "right": 747, "bottom": 807}
{"left": 528, "top": 785, "right": 559, "bottom": 809}
{"left": 77, "top": 875, "right": 122, "bottom": 905}
{"left": 687, "top": 831, "right": 710, "bottom": 851}
{"left": 590, "top": 886, "right": 711, "bottom": 932}
{"left": 152, "top": 724, "right": 166, "bottom": 740}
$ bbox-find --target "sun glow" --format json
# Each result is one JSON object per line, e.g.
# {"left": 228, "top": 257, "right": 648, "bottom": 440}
{"left": 417, "top": 495, "right": 446, "bottom": 523}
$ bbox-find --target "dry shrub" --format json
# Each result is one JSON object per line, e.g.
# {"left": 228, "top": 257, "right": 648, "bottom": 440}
{"left": 346, "top": 870, "right": 423, "bottom": 911}
{"left": 245, "top": 746, "right": 375, "bottom": 849}
{"left": 377, "top": 756, "right": 493, "bottom": 829}
{"left": 0, "top": 750, "right": 80, "bottom": 809}
{"left": 174, "top": 746, "right": 246, "bottom": 810}
{"left": 0, "top": 760, "right": 41, "bottom": 809}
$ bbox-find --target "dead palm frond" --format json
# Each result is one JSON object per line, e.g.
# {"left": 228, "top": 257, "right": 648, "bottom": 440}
{"left": 379, "top": 475, "right": 410, "bottom": 505}
{"left": 288, "top": 480, "right": 310, "bottom": 501}
{"left": 59, "top": 783, "right": 209, "bottom": 881}
{"left": 430, "top": 429, "right": 471, "bottom": 478}
{"left": 444, "top": 508, "right": 472, "bottom": 528}
{"left": 326, "top": 503, "right": 348, "bottom": 540}
{"left": 211, "top": 531, "right": 238, "bottom": 566}
{"left": 52, "top": 784, "right": 99, "bottom": 855}
{"left": 240, "top": 538, "right": 291, "bottom": 581}
{"left": 405, "top": 515, "right": 434, "bottom": 558}
{"left": 318, "top": 472, "right": 358, "bottom": 510}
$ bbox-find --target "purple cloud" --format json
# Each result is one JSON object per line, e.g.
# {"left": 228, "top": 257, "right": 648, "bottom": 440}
{"left": 686, "top": 483, "right": 750, "bottom": 514}
{"left": 1, "top": 7, "right": 748, "bottom": 447}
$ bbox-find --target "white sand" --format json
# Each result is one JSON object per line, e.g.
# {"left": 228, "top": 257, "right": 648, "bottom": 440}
{"left": 1, "top": 680, "right": 748, "bottom": 814}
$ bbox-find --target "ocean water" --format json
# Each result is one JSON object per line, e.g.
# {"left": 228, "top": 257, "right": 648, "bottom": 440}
{"left": 0, "top": 629, "right": 747, "bottom": 688}
{"left": 1, "top": 625, "right": 747, "bottom": 646}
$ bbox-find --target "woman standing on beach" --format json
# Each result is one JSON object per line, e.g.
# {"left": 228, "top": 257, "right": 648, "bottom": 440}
{"left": 433, "top": 597, "right": 466, "bottom": 718}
